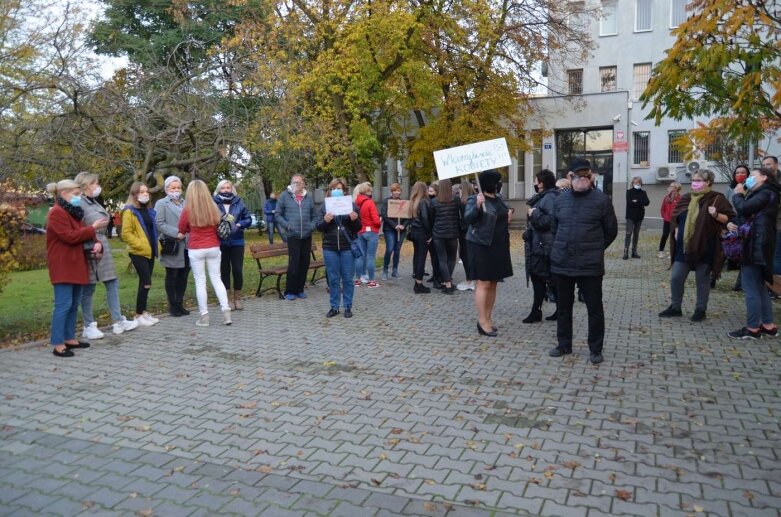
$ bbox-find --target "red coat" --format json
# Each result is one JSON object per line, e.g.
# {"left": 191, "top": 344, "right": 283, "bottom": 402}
{"left": 46, "top": 204, "right": 96, "bottom": 285}
{"left": 356, "top": 194, "right": 381, "bottom": 234}
{"left": 660, "top": 193, "right": 680, "bottom": 223}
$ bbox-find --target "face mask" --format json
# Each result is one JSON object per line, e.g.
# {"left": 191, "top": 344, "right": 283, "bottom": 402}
{"left": 91, "top": 185, "right": 102, "bottom": 198}
{"left": 633, "top": 184, "right": 641, "bottom": 190}
{"left": 690, "top": 180, "right": 704, "bottom": 192}
{"left": 168, "top": 191, "right": 181, "bottom": 200}
{"left": 219, "top": 192, "right": 234, "bottom": 201}
{"left": 69, "top": 195, "right": 82, "bottom": 207}
{"left": 138, "top": 194, "right": 150, "bottom": 204}
{"left": 745, "top": 176, "right": 757, "bottom": 190}
{"left": 735, "top": 173, "right": 748, "bottom": 184}
{"left": 429, "top": 194, "right": 436, "bottom": 199}
{"left": 331, "top": 189, "right": 344, "bottom": 197}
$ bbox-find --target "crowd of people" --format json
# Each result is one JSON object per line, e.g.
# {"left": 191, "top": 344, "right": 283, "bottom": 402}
{"left": 44, "top": 155, "right": 780, "bottom": 360}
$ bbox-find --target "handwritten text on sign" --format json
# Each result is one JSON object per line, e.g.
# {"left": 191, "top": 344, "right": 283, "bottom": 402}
{"left": 433, "top": 138, "right": 512, "bottom": 180}
{"left": 387, "top": 199, "right": 412, "bottom": 219}
{"left": 324, "top": 195, "right": 354, "bottom": 216}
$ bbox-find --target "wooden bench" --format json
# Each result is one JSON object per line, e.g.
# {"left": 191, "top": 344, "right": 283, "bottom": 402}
{"left": 249, "top": 242, "right": 326, "bottom": 299}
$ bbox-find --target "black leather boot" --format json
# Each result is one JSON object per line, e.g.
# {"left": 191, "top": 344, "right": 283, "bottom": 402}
{"left": 522, "top": 308, "right": 542, "bottom": 324}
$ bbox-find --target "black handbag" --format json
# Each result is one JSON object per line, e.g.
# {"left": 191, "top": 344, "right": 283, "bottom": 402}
{"left": 160, "top": 237, "right": 180, "bottom": 256}
{"left": 338, "top": 224, "right": 362, "bottom": 258}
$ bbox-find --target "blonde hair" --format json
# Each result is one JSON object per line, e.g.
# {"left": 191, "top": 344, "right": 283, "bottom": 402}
{"left": 74, "top": 172, "right": 99, "bottom": 190}
{"left": 410, "top": 181, "right": 428, "bottom": 218}
{"left": 389, "top": 182, "right": 401, "bottom": 192}
{"left": 354, "top": 182, "right": 372, "bottom": 197}
{"left": 46, "top": 179, "right": 79, "bottom": 197}
{"left": 125, "top": 181, "right": 147, "bottom": 208}
{"left": 185, "top": 179, "right": 221, "bottom": 226}
{"left": 669, "top": 181, "right": 682, "bottom": 192}
{"left": 213, "top": 179, "right": 235, "bottom": 196}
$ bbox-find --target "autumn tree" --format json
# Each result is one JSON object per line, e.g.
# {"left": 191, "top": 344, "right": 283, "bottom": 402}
{"left": 642, "top": 1, "right": 781, "bottom": 156}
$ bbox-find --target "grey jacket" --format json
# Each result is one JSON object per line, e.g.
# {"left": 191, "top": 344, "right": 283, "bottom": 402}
{"left": 81, "top": 196, "right": 118, "bottom": 283}
{"left": 154, "top": 196, "right": 188, "bottom": 268}
{"left": 275, "top": 188, "right": 318, "bottom": 239}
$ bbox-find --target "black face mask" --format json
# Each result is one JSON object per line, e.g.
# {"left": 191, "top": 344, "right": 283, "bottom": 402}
{"left": 429, "top": 194, "right": 437, "bottom": 199}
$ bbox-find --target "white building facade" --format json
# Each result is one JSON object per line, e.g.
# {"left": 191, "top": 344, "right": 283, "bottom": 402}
{"left": 510, "top": 0, "right": 780, "bottom": 221}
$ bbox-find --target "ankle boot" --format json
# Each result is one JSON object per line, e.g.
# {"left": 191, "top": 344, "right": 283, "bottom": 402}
{"left": 522, "top": 308, "right": 542, "bottom": 324}
{"left": 545, "top": 311, "right": 558, "bottom": 321}
{"left": 228, "top": 290, "right": 236, "bottom": 310}
{"left": 177, "top": 302, "right": 190, "bottom": 316}
{"left": 623, "top": 249, "right": 629, "bottom": 260}
{"left": 169, "top": 302, "right": 182, "bottom": 317}
{"left": 233, "top": 291, "right": 243, "bottom": 310}
{"left": 414, "top": 282, "right": 431, "bottom": 294}
{"left": 631, "top": 249, "right": 641, "bottom": 258}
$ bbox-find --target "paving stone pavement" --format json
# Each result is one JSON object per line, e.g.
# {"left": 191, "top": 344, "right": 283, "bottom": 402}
{"left": 1, "top": 233, "right": 780, "bottom": 517}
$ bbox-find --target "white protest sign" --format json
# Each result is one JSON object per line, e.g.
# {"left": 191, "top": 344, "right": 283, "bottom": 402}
{"left": 324, "top": 195, "right": 354, "bottom": 216}
{"left": 433, "top": 138, "right": 512, "bottom": 180}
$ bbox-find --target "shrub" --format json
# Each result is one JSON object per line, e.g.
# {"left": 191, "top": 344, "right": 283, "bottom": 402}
{"left": 0, "top": 205, "right": 25, "bottom": 292}
{"left": 14, "top": 234, "right": 48, "bottom": 271}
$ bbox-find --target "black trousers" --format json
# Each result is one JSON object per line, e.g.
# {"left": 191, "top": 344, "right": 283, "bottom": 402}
{"left": 659, "top": 221, "right": 671, "bottom": 252}
{"left": 433, "top": 238, "right": 458, "bottom": 283}
{"left": 530, "top": 274, "right": 548, "bottom": 310}
{"left": 410, "top": 233, "right": 429, "bottom": 281}
{"left": 129, "top": 254, "right": 155, "bottom": 314}
{"left": 554, "top": 274, "right": 604, "bottom": 354}
{"left": 458, "top": 232, "right": 471, "bottom": 280}
{"left": 164, "top": 257, "right": 190, "bottom": 306}
{"left": 428, "top": 240, "right": 441, "bottom": 280}
{"left": 285, "top": 236, "right": 311, "bottom": 295}
{"left": 220, "top": 244, "right": 245, "bottom": 290}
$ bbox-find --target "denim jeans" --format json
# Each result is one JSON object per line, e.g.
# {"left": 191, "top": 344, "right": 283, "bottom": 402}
{"left": 775, "top": 231, "right": 781, "bottom": 275}
{"left": 51, "top": 283, "right": 83, "bottom": 345}
{"left": 741, "top": 265, "right": 774, "bottom": 328}
{"left": 355, "top": 231, "right": 379, "bottom": 281}
{"left": 81, "top": 279, "right": 123, "bottom": 326}
{"left": 383, "top": 230, "right": 404, "bottom": 272}
{"left": 324, "top": 249, "right": 355, "bottom": 309}
{"left": 188, "top": 247, "right": 230, "bottom": 315}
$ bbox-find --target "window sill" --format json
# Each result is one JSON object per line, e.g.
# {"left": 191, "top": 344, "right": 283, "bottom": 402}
{"left": 633, "top": 28, "right": 653, "bottom": 33}
{"left": 599, "top": 32, "right": 618, "bottom": 37}
{"left": 631, "top": 165, "right": 651, "bottom": 169}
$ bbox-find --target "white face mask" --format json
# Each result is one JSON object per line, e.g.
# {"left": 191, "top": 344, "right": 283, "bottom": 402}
{"left": 138, "top": 194, "right": 150, "bottom": 204}
{"left": 91, "top": 185, "right": 102, "bottom": 198}
{"left": 168, "top": 191, "right": 181, "bottom": 200}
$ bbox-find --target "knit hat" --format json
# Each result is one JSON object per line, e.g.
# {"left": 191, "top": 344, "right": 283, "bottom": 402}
{"left": 164, "top": 175, "right": 182, "bottom": 189}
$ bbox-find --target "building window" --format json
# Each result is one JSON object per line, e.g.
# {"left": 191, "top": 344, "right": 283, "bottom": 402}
{"left": 600, "top": 66, "right": 617, "bottom": 92}
{"left": 633, "top": 63, "right": 651, "bottom": 99}
{"left": 567, "top": 1, "right": 586, "bottom": 29}
{"left": 633, "top": 132, "right": 650, "bottom": 166}
{"left": 517, "top": 132, "right": 543, "bottom": 182}
{"left": 668, "top": 130, "right": 686, "bottom": 163}
{"left": 600, "top": 0, "right": 618, "bottom": 36}
{"left": 670, "top": 0, "right": 689, "bottom": 27}
{"left": 635, "top": 0, "right": 652, "bottom": 31}
{"left": 567, "top": 69, "right": 583, "bottom": 95}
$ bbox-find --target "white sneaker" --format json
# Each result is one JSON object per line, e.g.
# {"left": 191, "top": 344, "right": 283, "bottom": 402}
{"left": 196, "top": 314, "right": 209, "bottom": 327}
{"left": 467, "top": 281, "right": 476, "bottom": 290}
{"left": 142, "top": 312, "right": 159, "bottom": 325}
{"left": 456, "top": 281, "right": 470, "bottom": 291}
{"left": 223, "top": 309, "right": 232, "bottom": 326}
{"left": 134, "top": 314, "right": 156, "bottom": 327}
{"left": 112, "top": 317, "right": 139, "bottom": 335}
{"left": 82, "top": 322, "right": 104, "bottom": 340}
{"left": 658, "top": 251, "right": 665, "bottom": 259}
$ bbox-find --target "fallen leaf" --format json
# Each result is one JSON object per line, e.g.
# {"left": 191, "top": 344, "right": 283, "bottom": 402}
{"left": 463, "top": 499, "right": 481, "bottom": 506}
{"left": 615, "top": 489, "right": 632, "bottom": 501}
{"left": 470, "top": 483, "right": 486, "bottom": 490}
{"left": 391, "top": 428, "right": 403, "bottom": 434}
{"left": 136, "top": 510, "right": 154, "bottom": 517}
{"left": 379, "top": 453, "right": 388, "bottom": 460}
{"left": 543, "top": 471, "right": 554, "bottom": 480}
{"left": 608, "top": 472, "right": 617, "bottom": 482}
{"left": 473, "top": 473, "right": 483, "bottom": 480}
{"left": 258, "top": 466, "right": 273, "bottom": 473}
{"left": 129, "top": 492, "right": 138, "bottom": 498}
{"left": 371, "top": 478, "right": 382, "bottom": 486}
{"left": 528, "top": 477, "right": 542, "bottom": 484}
{"left": 743, "top": 490, "right": 754, "bottom": 502}
{"left": 82, "top": 501, "right": 95, "bottom": 509}
{"left": 561, "top": 461, "right": 581, "bottom": 470}
{"left": 422, "top": 502, "right": 437, "bottom": 512}
{"left": 425, "top": 479, "right": 436, "bottom": 485}
{"left": 484, "top": 465, "right": 497, "bottom": 471}
{"left": 693, "top": 505, "right": 704, "bottom": 513}
{"left": 236, "top": 402, "right": 257, "bottom": 409}
{"left": 229, "top": 488, "right": 240, "bottom": 496}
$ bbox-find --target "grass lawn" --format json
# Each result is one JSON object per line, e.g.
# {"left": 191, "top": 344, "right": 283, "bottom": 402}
{"left": 0, "top": 231, "right": 337, "bottom": 347}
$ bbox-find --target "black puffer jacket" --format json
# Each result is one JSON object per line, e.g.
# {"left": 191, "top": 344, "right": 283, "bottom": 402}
{"left": 551, "top": 188, "right": 618, "bottom": 277}
{"left": 525, "top": 189, "right": 559, "bottom": 277}
{"left": 732, "top": 182, "right": 780, "bottom": 281}
{"left": 429, "top": 198, "right": 461, "bottom": 240}
{"left": 625, "top": 188, "right": 650, "bottom": 221}
{"left": 316, "top": 203, "right": 361, "bottom": 251}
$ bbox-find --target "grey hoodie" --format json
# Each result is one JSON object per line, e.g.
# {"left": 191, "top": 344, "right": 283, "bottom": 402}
{"left": 274, "top": 186, "right": 318, "bottom": 239}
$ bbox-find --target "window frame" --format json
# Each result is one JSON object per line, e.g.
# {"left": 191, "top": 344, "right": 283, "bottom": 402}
{"left": 667, "top": 130, "right": 686, "bottom": 164}
{"left": 669, "top": 0, "right": 688, "bottom": 28}
{"left": 634, "top": 0, "right": 653, "bottom": 32}
{"left": 599, "top": 66, "right": 617, "bottom": 92}
{"left": 599, "top": 0, "right": 618, "bottom": 36}
{"left": 567, "top": 69, "right": 584, "bottom": 95}
{"left": 632, "top": 62, "right": 652, "bottom": 100}
{"left": 632, "top": 131, "right": 650, "bottom": 167}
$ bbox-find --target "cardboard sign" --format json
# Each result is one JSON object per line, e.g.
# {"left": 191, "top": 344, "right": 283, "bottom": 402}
{"left": 433, "top": 138, "right": 512, "bottom": 180}
{"left": 387, "top": 199, "right": 412, "bottom": 219}
{"left": 324, "top": 195, "right": 354, "bottom": 216}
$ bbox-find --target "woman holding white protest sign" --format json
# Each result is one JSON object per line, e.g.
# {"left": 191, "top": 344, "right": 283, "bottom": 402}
{"left": 463, "top": 170, "right": 513, "bottom": 337}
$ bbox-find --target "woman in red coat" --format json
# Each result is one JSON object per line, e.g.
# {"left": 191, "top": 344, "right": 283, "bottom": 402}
{"left": 658, "top": 182, "right": 681, "bottom": 259}
{"left": 46, "top": 179, "right": 108, "bottom": 357}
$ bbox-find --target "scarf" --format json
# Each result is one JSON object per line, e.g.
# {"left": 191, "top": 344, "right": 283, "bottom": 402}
{"left": 683, "top": 186, "right": 711, "bottom": 249}
{"left": 56, "top": 196, "right": 84, "bottom": 221}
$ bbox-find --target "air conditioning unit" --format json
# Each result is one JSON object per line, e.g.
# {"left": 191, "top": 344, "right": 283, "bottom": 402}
{"left": 655, "top": 166, "right": 677, "bottom": 181}
{"left": 683, "top": 159, "right": 701, "bottom": 177}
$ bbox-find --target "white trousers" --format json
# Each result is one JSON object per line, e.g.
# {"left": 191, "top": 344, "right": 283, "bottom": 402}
{"left": 188, "top": 247, "right": 230, "bottom": 315}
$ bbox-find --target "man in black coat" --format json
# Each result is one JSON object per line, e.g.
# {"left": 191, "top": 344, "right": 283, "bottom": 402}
{"left": 549, "top": 159, "right": 618, "bottom": 364}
